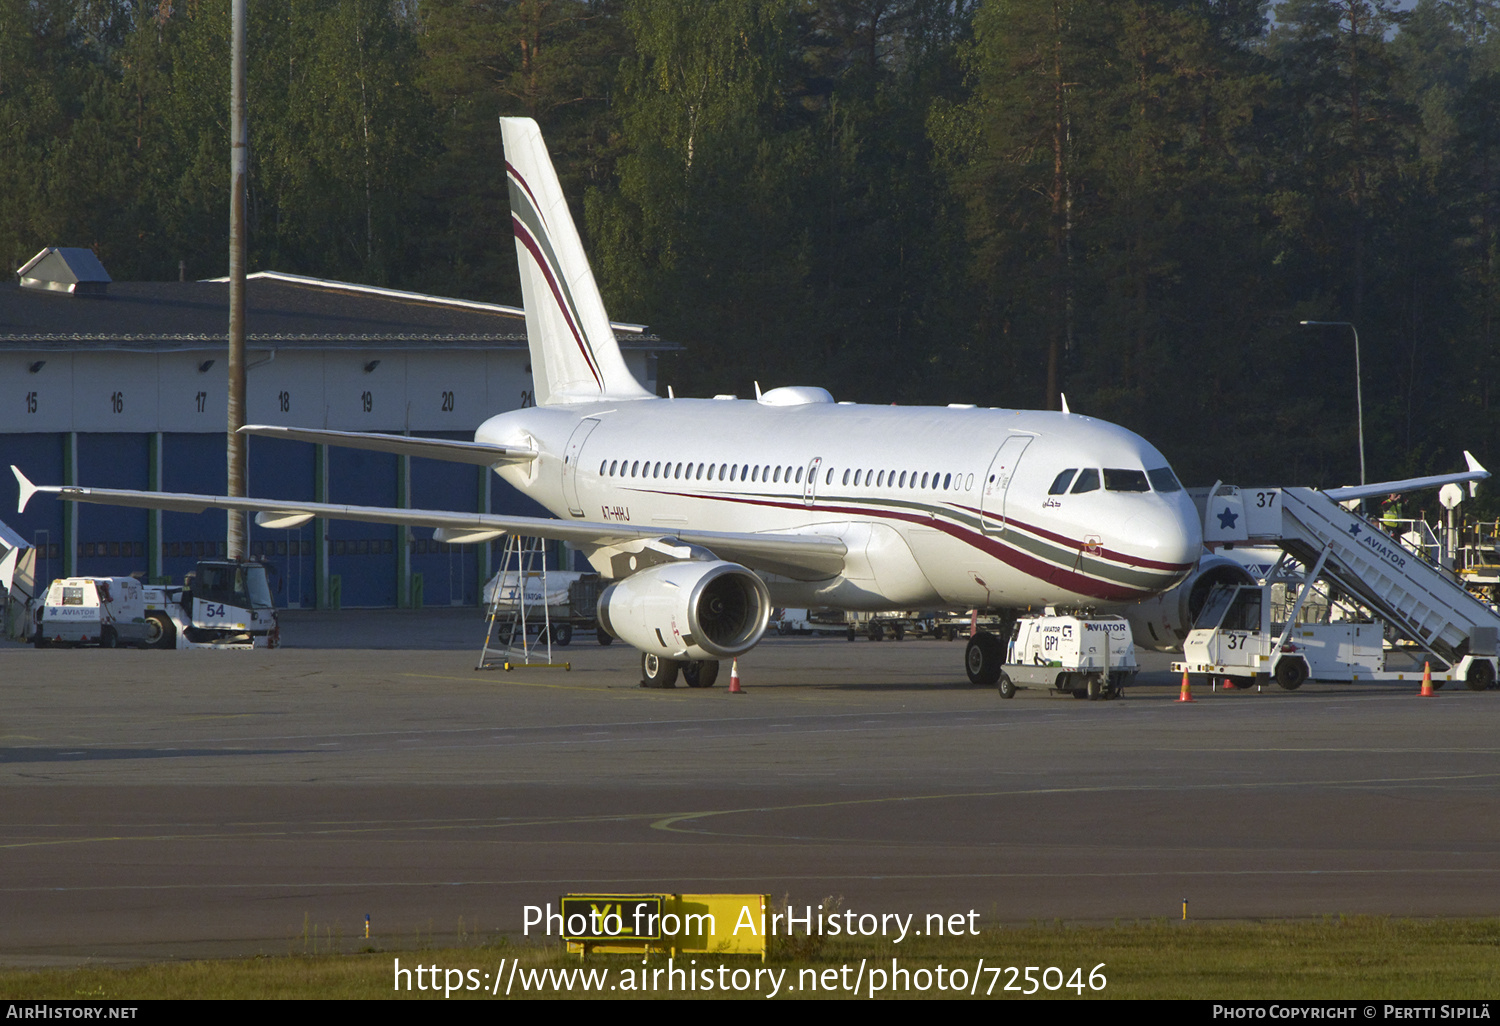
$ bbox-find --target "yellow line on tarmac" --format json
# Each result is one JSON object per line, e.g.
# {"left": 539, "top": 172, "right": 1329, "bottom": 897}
{"left": 648, "top": 771, "right": 1500, "bottom": 833}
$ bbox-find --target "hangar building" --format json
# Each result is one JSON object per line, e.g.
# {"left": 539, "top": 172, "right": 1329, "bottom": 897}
{"left": 1, "top": 249, "right": 670, "bottom": 608}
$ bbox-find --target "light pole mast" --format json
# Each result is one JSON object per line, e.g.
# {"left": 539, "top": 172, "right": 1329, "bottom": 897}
{"left": 228, "top": 0, "right": 247, "bottom": 558}
{"left": 1300, "top": 320, "right": 1366, "bottom": 488}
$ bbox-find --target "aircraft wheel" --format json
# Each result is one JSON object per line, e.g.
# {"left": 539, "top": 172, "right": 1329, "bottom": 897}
{"left": 1087, "top": 674, "right": 1103, "bottom": 701}
{"left": 640, "top": 652, "right": 680, "bottom": 688}
{"left": 683, "top": 660, "right": 720, "bottom": 688}
{"left": 964, "top": 632, "right": 1003, "bottom": 687}
{"left": 552, "top": 622, "right": 573, "bottom": 647}
{"left": 1275, "top": 657, "right": 1308, "bottom": 691}
{"left": 33, "top": 631, "right": 49, "bottom": 649}
{"left": 1466, "top": 659, "right": 1496, "bottom": 692}
{"left": 596, "top": 625, "right": 613, "bottom": 646}
{"left": 892, "top": 624, "right": 905, "bottom": 642}
{"left": 997, "top": 672, "right": 1016, "bottom": 700}
{"left": 847, "top": 628, "right": 856, "bottom": 642}
{"left": 144, "top": 612, "right": 175, "bottom": 650}
{"left": 869, "top": 624, "right": 884, "bottom": 642}
{"left": 100, "top": 627, "right": 117, "bottom": 649}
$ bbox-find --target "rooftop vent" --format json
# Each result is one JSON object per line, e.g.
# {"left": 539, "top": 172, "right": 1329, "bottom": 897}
{"left": 16, "top": 247, "right": 111, "bottom": 296}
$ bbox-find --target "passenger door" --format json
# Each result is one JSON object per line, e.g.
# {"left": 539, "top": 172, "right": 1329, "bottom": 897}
{"left": 561, "top": 419, "right": 600, "bottom": 517}
{"left": 980, "top": 435, "right": 1033, "bottom": 536}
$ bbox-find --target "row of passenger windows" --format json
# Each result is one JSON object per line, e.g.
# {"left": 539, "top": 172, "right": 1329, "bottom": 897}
{"left": 838, "top": 468, "right": 972, "bottom": 491}
{"left": 1047, "top": 466, "right": 1183, "bottom": 495}
{"left": 600, "top": 459, "right": 811, "bottom": 485}
{"left": 597, "top": 458, "right": 975, "bottom": 493}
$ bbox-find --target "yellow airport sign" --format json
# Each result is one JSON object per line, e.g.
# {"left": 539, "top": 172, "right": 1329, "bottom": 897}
{"left": 561, "top": 894, "right": 769, "bottom": 960}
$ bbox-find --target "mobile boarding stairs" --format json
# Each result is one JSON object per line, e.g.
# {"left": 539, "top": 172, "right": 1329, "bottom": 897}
{"left": 1181, "top": 485, "right": 1500, "bottom": 689}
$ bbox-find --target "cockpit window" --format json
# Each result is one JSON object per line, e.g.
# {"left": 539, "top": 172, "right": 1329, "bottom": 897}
{"left": 1049, "top": 469, "right": 1078, "bottom": 495}
{"left": 1147, "top": 467, "right": 1182, "bottom": 493}
{"left": 1104, "top": 468, "right": 1150, "bottom": 492}
{"left": 1071, "top": 468, "right": 1100, "bottom": 493}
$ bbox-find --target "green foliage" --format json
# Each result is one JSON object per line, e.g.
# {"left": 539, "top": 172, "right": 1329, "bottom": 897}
{"left": 412, "top": 0, "right": 628, "bottom": 300}
{"left": 592, "top": 0, "right": 972, "bottom": 402}
{"left": 0, "top": 0, "right": 434, "bottom": 283}
{"left": 2, "top": 0, "right": 1498, "bottom": 483}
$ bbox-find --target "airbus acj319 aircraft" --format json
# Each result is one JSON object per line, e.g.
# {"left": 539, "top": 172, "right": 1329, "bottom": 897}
{"left": 13, "top": 117, "right": 1203, "bottom": 688}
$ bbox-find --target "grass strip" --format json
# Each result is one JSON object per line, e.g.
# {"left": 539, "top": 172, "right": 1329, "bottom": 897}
{"left": 3, "top": 917, "right": 1499, "bottom": 999}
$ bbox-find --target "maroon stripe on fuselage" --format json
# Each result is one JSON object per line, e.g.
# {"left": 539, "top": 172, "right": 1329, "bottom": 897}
{"left": 629, "top": 488, "right": 1168, "bottom": 602}
{"left": 951, "top": 502, "right": 1190, "bottom": 573}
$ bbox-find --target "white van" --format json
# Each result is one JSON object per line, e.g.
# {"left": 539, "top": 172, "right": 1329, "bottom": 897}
{"left": 35, "top": 576, "right": 155, "bottom": 647}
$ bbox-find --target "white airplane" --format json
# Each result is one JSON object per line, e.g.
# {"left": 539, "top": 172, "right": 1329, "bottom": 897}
{"left": 11, "top": 117, "right": 1203, "bottom": 688}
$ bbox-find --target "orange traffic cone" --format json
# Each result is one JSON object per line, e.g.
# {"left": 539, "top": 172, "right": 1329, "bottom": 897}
{"left": 1223, "top": 678, "right": 1237, "bottom": 690}
{"left": 1177, "top": 669, "right": 1195, "bottom": 703}
{"left": 728, "top": 658, "right": 744, "bottom": 694}
{"left": 1419, "top": 661, "right": 1435, "bottom": 698}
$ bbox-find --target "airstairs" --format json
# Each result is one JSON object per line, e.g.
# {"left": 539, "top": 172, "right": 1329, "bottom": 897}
{"left": 1204, "top": 486, "right": 1500, "bottom": 667}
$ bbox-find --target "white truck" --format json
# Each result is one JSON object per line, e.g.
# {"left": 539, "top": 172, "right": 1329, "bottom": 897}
{"left": 1173, "top": 582, "right": 1497, "bottom": 691}
{"left": 482, "top": 569, "right": 607, "bottom": 646}
{"left": 774, "top": 607, "right": 860, "bottom": 637}
{"left": 989, "top": 613, "right": 1138, "bottom": 700}
{"left": 33, "top": 559, "right": 280, "bottom": 650}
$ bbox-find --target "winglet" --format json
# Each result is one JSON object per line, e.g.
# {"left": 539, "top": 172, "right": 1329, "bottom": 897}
{"left": 11, "top": 466, "right": 37, "bottom": 513}
{"left": 1465, "top": 450, "right": 1488, "bottom": 497}
{"left": 1060, "top": 393, "right": 1071, "bottom": 415}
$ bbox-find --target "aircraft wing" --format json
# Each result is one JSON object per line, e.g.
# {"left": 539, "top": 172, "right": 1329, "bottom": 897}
{"left": 1323, "top": 451, "right": 1489, "bottom": 502}
{"left": 238, "top": 425, "right": 536, "bottom": 466}
{"left": 11, "top": 467, "right": 846, "bottom": 581}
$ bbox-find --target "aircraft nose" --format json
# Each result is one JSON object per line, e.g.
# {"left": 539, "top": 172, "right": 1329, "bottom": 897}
{"left": 1122, "top": 496, "right": 1202, "bottom": 574}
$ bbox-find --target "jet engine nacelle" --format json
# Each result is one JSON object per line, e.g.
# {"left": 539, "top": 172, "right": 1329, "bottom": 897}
{"left": 1124, "top": 554, "right": 1258, "bottom": 652}
{"left": 597, "top": 560, "right": 772, "bottom": 661}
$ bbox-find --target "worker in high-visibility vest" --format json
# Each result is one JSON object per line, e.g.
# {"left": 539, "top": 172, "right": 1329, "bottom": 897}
{"left": 1381, "top": 493, "right": 1402, "bottom": 535}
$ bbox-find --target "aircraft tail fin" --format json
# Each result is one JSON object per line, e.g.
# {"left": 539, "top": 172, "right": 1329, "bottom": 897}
{"left": 500, "top": 117, "right": 652, "bottom": 406}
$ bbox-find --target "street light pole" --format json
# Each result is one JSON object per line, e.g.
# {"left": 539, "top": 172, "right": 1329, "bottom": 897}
{"left": 226, "top": 0, "right": 248, "bottom": 560}
{"left": 1300, "top": 320, "right": 1366, "bottom": 488}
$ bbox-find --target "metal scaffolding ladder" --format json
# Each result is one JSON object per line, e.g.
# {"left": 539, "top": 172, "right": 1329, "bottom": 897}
{"left": 477, "top": 534, "right": 571, "bottom": 672}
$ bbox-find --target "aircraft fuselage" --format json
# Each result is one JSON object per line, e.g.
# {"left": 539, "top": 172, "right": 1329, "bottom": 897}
{"left": 478, "top": 397, "right": 1201, "bottom": 613}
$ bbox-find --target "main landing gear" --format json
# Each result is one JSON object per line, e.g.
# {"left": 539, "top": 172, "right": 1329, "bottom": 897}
{"left": 965, "top": 632, "right": 1004, "bottom": 687}
{"left": 640, "top": 652, "right": 721, "bottom": 688}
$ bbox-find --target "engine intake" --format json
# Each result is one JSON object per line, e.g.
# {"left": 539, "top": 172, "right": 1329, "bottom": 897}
{"left": 1125, "top": 554, "right": 1258, "bottom": 651}
{"left": 597, "top": 560, "right": 771, "bottom": 660}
